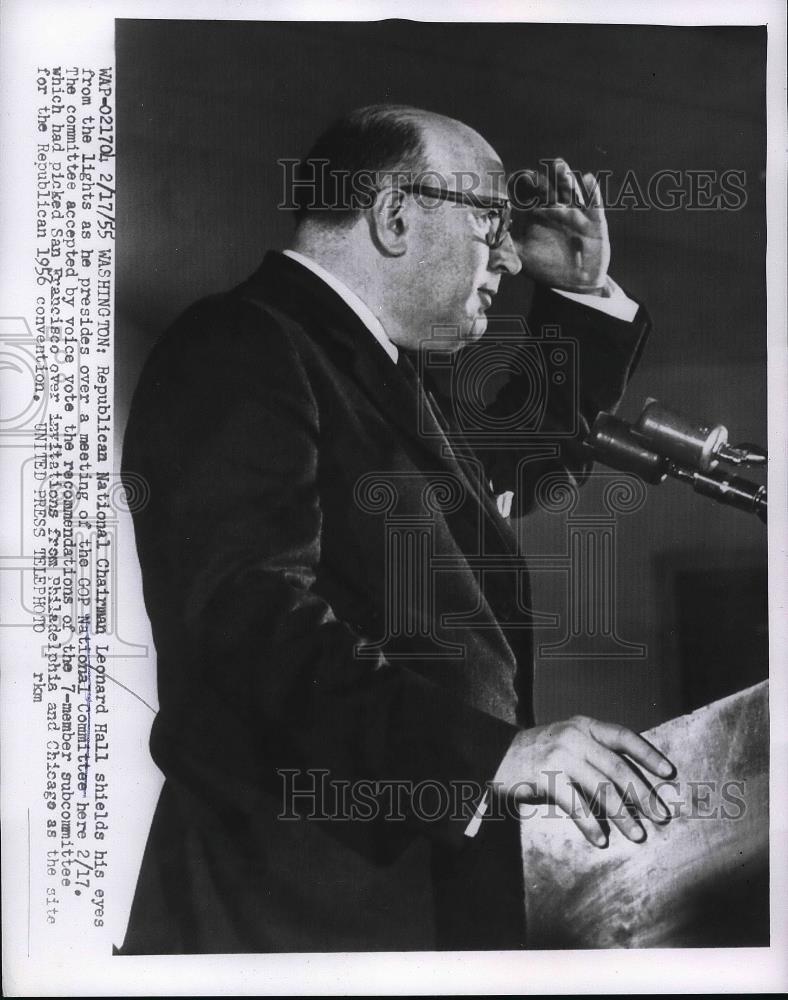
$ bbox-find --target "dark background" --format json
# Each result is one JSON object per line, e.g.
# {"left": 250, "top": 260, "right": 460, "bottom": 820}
{"left": 116, "top": 19, "right": 767, "bottom": 732}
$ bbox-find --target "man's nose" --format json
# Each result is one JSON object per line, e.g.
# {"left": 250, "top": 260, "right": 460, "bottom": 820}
{"left": 490, "top": 232, "right": 522, "bottom": 276}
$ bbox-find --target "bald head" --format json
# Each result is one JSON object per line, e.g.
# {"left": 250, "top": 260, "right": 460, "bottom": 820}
{"left": 292, "top": 104, "right": 507, "bottom": 228}
{"left": 410, "top": 109, "right": 508, "bottom": 201}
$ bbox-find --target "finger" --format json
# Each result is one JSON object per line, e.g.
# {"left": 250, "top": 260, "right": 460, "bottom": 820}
{"left": 553, "top": 158, "right": 576, "bottom": 205}
{"left": 583, "top": 171, "right": 605, "bottom": 216}
{"left": 549, "top": 771, "right": 608, "bottom": 848}
{"left": 531, "top": 167, "right": 552, "bottom": 208}
{"left": 537, "top": 159, "right": 564, "bottom": 205}
{"left": 529, "top": 204, "right": 588, "bottom": 231}
{"left": 589, "top": 720, "right": 675, "bottom": 779}
{"left": 591, "top": 768, "right": 646, "bottom": 844}
{"left": 593, "top": 750, "right": 672, "bottom": 825}
{"left": 573, "top": 761, "right": 646, "bottom": 844}
{"left": 561, "top": 160, "right": 588, "bottom": 208}
{"left": 516, "top": 168, "right": 540, "bottom": 189}
{"left": 514, "top": 168, "right": 549, "bottom": 211}
{"left": 579, "top": 171, "right": 599, "bottom": 208}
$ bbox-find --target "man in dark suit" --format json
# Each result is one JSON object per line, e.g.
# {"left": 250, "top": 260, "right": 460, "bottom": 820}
{"left": 120, "top": 105, "right": 674, "bottom": 953}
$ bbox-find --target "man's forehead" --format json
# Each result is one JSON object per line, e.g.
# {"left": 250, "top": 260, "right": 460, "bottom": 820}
{"left": 417, "top": 117, "right": 508, "bottom": 199}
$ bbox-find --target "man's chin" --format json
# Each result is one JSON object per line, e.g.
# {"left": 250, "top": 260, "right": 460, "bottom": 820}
{"left": 464, "top": 315, "right": 489, "bottom": 342}
{"left": 416, "top": 316, "right": 487, "bottom": 353}
{"left": 445, "top": 317, "right": 488, "bottom": 352}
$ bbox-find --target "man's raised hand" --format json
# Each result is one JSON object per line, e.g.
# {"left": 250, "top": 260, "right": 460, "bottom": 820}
{"left": 513, "top": 158, "right": 611, "bottom": 293}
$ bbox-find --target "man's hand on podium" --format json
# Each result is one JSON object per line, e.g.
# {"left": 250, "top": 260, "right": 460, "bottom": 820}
{"left": 493, "top": 716, "right": 675, "bottom": 847}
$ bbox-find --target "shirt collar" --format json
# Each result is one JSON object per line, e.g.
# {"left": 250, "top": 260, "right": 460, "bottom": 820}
{"left": 282, "top": 249, "right": 398, "bottom": 364}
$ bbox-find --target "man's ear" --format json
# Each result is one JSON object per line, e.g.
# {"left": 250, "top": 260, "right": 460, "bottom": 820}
{"left": 368, "top": 185, "right": 409, "bottom": 257}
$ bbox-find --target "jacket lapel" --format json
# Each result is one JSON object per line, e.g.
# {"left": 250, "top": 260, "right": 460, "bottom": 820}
{"left": 241, "top": 253, "right": 463, "bottom": 470}
{"left": 240, "top": 252, "right": 517, "bottom": 554}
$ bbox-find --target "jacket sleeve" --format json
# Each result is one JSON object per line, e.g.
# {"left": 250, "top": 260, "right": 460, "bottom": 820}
{"left": 479, "top": 284, "right": 651, "bottom": 516}
{"left": 123, "top": 296, "right": 518, "bottom": 853}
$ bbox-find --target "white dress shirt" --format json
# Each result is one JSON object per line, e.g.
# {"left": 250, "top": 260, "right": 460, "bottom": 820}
{"left": 283, "top": 250, "right": 399, "bottom": 362}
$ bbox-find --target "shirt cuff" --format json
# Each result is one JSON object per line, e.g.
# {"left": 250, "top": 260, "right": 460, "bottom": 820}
{"left": 464, "top": 790, "right": 490, "bottom": 838}
{"left": 552, "top": 276, "right": 639, "bottom": 323}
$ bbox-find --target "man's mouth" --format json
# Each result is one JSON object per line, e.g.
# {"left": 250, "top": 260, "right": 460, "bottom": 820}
{"left": 478, "top": 289, "right": 495, "bottom": 309}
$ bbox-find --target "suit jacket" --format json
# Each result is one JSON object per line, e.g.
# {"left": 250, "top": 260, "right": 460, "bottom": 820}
{"left": 119, "top": 251, "right": 649, "bottom": 953}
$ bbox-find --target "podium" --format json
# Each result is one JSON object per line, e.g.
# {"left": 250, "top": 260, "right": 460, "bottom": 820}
{"left": 521, "top": 681, "right": 769, "bottom": 948}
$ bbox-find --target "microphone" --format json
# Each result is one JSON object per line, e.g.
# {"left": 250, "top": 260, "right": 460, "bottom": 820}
{"left": 584, "top": 399, "right": 767, "bottom": 523}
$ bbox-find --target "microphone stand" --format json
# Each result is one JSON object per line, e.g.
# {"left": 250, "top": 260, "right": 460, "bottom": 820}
{"left": 584, "top": 399, "right": 768, "bottom": 524}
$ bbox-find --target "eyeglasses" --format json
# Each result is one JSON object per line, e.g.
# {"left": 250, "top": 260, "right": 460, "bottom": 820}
{"left": 401, "top": 183, "right": 513, "bottom": 249}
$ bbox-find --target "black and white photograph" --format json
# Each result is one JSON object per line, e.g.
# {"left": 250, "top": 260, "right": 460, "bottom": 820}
{"left": 1, "top": 1, "right": 786, "bottom": 995}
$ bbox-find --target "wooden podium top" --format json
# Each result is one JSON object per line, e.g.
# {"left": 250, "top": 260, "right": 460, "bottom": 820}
{"left": 521, "top": 680, "right": 769, "bottom": 949}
